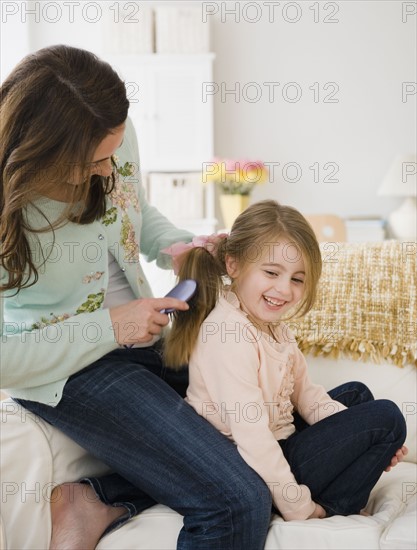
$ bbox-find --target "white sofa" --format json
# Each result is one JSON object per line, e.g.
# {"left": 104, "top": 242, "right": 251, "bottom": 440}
{"left": 1, "top": 355, "right": 416, "bottom": 550}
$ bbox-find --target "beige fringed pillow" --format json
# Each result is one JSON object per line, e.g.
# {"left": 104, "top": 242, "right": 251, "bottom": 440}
{"left": 294, "top": 241, "right": 417, "bottom": 367}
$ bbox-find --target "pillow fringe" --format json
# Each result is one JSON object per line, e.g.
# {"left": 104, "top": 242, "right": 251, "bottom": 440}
{"left": 294, "top": 240, "right": 417, "bottom": 368}
{"left": 298, "top": 337, "right": 417, "bottom": 368}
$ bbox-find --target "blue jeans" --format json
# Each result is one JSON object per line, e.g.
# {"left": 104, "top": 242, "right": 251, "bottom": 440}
{"left": 16, "top": 346, "right": 272, "bottom": 549}
{"left": 281, "top": 382, "right": 407, "bottom": 516}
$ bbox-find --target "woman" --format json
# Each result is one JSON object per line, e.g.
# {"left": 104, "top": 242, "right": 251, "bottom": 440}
{"left": 0, "top": 45, "right": 272, "bottom": 549}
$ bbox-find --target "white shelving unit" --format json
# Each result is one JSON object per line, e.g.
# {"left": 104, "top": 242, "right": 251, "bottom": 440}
{"left": 107, "top": 54, "right": 215, "bottom": 172}
{"left": 105, "top": 54, "right": 217, "bottom": 295}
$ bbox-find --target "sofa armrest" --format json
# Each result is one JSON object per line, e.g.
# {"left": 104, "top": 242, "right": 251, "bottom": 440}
{"left": 0, "top": 399, "right": 111, "bottom": 549}
{"left": 1, "top": 399, "right": 53, "bottom": 549}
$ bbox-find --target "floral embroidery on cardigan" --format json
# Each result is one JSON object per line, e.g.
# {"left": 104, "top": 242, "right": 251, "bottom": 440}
{"left": 108, "top": 156, "right": 141, "bottom": 264}
{"left": 114, "top": 157, "right": 135, "bottom": 178}
{"left": 110, "top": 156, "right": 140, "bottom": 213}
{"left": 82, "top": 271, "right": 105, "bottom": 284}
{"left": 76, "top": 290, "right": 105, "bottom": 314}
{"left": 102, "top": 206, "right": 118, "bottom": 226}
{"left": 32, "top": 313, "right": 71, "bottom": 330}
{"left": 31, "top": 290, "right": 105, "bottom": 330}
{"left": 121, "top": 214, "right": 140, "bottom": 263}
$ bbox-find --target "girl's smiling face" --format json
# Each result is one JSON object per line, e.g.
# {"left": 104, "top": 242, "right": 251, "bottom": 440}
{"left": 226, "top": 238, "right": 305, "bottom": 326}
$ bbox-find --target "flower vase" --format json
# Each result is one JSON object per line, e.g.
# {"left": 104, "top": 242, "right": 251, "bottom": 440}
{"left": 219, "top": 194, "right": 250, "bottom": 229}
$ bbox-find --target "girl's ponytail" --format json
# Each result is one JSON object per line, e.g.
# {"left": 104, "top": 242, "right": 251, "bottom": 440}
{"left": 164, "top": 239, "right": 227, "bottom": 369}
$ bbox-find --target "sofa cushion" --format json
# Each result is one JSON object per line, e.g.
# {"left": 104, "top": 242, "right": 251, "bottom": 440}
{"left": 95, "top": 464, "right": 417, "bottom": 550}
{"left": 264, "top": 465, "right": 417, "bottom": 550}
{"left": 380, "top": 494, "right": 417, "bottom": 550}
{"left": 294, "top": 241, "right": 417, "bottom": 368}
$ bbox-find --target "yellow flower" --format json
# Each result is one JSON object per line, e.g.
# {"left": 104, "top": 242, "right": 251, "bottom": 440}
{"left": 203, "top": 158, "right": 268, "bottom": 195}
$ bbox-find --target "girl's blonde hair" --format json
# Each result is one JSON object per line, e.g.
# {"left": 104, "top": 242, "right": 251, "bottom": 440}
{"left": 164, "top": 200, "right": 322, "bottom": 369}
{"left": 0, "top": 45, "right": 129, "bottom": 292}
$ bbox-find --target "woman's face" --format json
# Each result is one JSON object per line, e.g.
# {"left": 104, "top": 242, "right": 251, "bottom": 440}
{"left": 67, "top": 122, "right": 126, "bottom": 185}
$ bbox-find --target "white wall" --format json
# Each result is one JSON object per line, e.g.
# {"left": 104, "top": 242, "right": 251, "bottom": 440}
{"left": 209, "top": 1, "right": 416, "bottom": 217}
{"left": 1, "top": 1, "right": 415, "bottom": 220}
{"left": 0, "top": 3, "right": 31, "bottom": 81}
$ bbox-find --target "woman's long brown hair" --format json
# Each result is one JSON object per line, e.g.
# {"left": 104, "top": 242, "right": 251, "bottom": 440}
{"left": 0, "top": 45, "right": 129, "bottom": 292}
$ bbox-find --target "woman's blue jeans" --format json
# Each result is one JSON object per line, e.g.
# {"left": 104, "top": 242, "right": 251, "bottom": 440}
{"left": 16, "top": 346, "right": 272, "bottom": 549}
{"left": 17, "top": 347, "right": 406, "bottom": 547}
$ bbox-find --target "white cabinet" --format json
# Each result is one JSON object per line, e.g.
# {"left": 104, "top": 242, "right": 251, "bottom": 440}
{"left": 107, "top": 54, "right": 215, "bottom": 172}
{"left": 148, "top": 172, "right": 204, "bottom": 218}
{"left": 147, "top": 171, "right": 216, "bottom": 230}
{"left": 106, "top": 54, "right": 218, "bottom": 295}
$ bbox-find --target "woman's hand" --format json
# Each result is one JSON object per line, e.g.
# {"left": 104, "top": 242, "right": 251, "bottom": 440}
{"left": 385, "top": 445, "right": 408, "bottom": 472}
{"left": 109, "top": 298, "right": 189, "bottom": 346}
{"left": 307, "top": 502, "right": 327, "bottom": 519}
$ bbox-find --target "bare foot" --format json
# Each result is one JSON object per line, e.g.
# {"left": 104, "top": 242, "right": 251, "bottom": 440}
{"left": 49, "top": 482, "right": 127, "bottom": 550}
{"left": 360, "top": 509, "right": 371, "bottom": 517}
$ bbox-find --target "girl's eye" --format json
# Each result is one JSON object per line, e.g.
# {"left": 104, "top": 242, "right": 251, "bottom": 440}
{"left": 264, "top": 270, "right": 279, "bottom": 277}
{"left": 292, "top": 278, "right": 304, "bottom": 284}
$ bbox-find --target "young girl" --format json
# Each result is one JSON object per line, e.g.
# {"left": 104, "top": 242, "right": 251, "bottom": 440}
{"left": 164, "top": 200, "right": 407, "bottom": 520}
{"left": 0, "top": 45, "right": 273, "bottom": 549}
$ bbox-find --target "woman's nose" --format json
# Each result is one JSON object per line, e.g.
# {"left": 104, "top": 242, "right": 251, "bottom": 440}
{"left": 91, "top": 159, "right": 113, "bottom": 178}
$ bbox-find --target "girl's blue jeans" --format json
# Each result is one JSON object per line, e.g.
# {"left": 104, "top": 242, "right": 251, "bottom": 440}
{"left": 280, "top": 382, "right": 406, "bottom": 517}
{"left": 17, "top": 346, "right": 406, "bottom": 548}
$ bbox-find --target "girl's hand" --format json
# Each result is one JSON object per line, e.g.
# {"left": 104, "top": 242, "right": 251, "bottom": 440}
{"left": 109, "top": 298, "right": 189, "bottom": 346}
{"left": 385, "top": 445, "right": 408, "bottom": 472}
{"left": 307, "top": 502, "right": 326, "bottom": 519}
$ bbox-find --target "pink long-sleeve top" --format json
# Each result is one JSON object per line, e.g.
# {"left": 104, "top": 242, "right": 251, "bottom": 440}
{"left": 186, "top": 290, "right": 347, "bottom": 521}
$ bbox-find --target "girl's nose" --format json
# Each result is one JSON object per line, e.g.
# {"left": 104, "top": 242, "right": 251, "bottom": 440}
{"left": 276, "top": 277, "right": 292, "bottom": 299}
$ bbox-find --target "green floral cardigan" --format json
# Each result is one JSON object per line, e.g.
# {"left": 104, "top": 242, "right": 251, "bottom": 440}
{"left": 0, "top": 118, "right": 193, "bottom": 405}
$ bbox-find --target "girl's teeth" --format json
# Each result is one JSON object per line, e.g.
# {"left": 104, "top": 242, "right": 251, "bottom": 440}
{"left": 264, "top": 296, "right": 285, "bottom": 306}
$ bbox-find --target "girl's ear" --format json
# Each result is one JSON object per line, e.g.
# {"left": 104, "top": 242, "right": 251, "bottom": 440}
{"left": 225, "top": 255, "right": 240, "bottom": 279}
